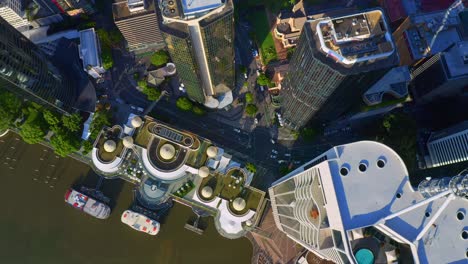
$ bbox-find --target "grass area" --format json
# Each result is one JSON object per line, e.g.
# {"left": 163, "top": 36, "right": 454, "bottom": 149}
{"left": 361, "top": 97, "right": 408, "bottom": 112}
{"left": 248, "top": 8, "right": 277, "bottom": 64}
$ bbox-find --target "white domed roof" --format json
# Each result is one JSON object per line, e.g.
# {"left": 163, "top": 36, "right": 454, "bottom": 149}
{"left": 159, "top": 143, "right": 176, "bottom": 160}
{"left": 198, "top": 166, "right": 210, "bottom": 178}
{"left": 206, "top": 146, "right": 218, "bottom": 158}
{"left": 122, "top": 136, "right": 134, "bottom": 148}
{"left": 103, "top": 140, "right": 116, "bottom": 152}
{"left": 201, "top": 186, "right": 213, "bottom": 198}
{"left": 233, "top": 197, "right": 246, "bottom": 211}
{"left": 131, "top": 116, "right": 143, "bottom": 128}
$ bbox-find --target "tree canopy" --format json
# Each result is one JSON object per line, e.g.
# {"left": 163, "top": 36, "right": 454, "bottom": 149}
{"left": 150, "top": 50, "right": 170, "bottom": 67}
{"left": 245, "top": 163, "right": 257, "bottom": 173}
{"left": 62, "top": 113, "right": 82, "bottom": 132}
{"left": 256, "top": 73, "right": 271, "bottom": 87}
{"left": 138, "top": 80, "right": 161, "bottom": 101}
{"left": 245, "top": 92, "right": 254, "bottom": 104}
{"left": 245, "top": 104, "right": 258, "bottom": 117}
{"left": 0, "top": 91, "right": 22, "bottom": 131}
{"left": 19, "top": 123, "right": 45, "bottom": 144}
{"left": 192, "top": 105, "right": 206, "bottom": 116}
{"left": 176, "top": 97, "right": 193, "bottom": 111}
{"left": 301, "top": 127, "right": 317, "bottom": 142}
{"left": 90, "top": 111, "right": 111, "bottom": 140}
{"left": 50, "top": 129, "right": 81, "bottom": 157}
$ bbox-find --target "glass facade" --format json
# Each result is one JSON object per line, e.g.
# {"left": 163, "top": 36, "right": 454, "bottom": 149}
{"left": 163, "top": 32, "right": 205, "bottom": 103}
{"left": 281, "top": 27, "right": 346, "bottom": 129}
{"left": 200, "top": 10, "right": 235, "bottom": 91}
{"left": 0, "top": 17, "right": 75, "bottom": 113}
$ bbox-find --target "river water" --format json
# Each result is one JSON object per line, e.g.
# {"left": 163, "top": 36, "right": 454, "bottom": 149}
{"left": 0, "top": 132, "right": 252, "bottom": 264}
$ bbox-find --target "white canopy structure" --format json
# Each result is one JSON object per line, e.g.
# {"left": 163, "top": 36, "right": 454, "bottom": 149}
{"left": 201, "top": 186, "right": 213, "bottom": 198}
{"left": 198, "top": 166, "right": 210, "bottom": 178}
{"left": 131, "top": 116, "right": 143, "bottom": 128}
{"left": 207, "top": 146, "right": 218, "bottom": 158}
{"left": 233, "top": 197, "right": 246, "bottom": 211}
{"left": 159, "top": 144, "right": 176, "bottom": 160}
{"left": 103, "top": 140, "right": 117, "bottom": 152}
{"left": 122, "top": 136, "right": 134, "bottom": 148}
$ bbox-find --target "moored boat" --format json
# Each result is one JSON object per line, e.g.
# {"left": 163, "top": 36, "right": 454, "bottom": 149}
{"left": 64, "top": 188, "right": 111, "bottom": 219}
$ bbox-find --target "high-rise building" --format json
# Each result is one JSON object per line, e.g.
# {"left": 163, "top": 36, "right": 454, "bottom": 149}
{"left": 112, "top": 0, "right": 165, "bottom": 54}
{"left": 0, "top": 16, "right": 76, "bottom": 113}
{"left": 410, "top": 41, "right": 468, "bottom": 105}
{"left": 0, "top": 0, "right": 30, "bottom": 30}
{"left": 158, "top": 0, "right": 234, "bottom": 109}
{"left": 280, "top": 10, "right": 399, "bottom": 129}
{"left": 269, "top": 141, "right": 468, "bottom": 264}
{"left": 425, "top": 120, "right": 468, "bottom": 168}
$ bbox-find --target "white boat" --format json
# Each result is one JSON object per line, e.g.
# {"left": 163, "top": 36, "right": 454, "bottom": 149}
{"left": 64, "top": 188, "right": 111, "bottom": 219}
{"left": 121, "top": 210, "right": 160, "bottom": 235}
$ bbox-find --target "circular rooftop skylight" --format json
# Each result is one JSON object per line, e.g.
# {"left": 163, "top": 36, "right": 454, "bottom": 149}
{"left": 457, "top": 211, "right": 465, "bottom": 221}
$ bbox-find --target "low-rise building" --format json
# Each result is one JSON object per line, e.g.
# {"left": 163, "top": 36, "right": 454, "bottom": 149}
{"left": 274, "top": 1, "right": 307, "bottom": 48}
{"left": 78, "top": 28, "right": 105, "bottom": 79}
{"left": 425, "top": 120, "right": 468, "bottom": 168}
{"left": 91, "top": 115, "right": 265, "bottom": 239}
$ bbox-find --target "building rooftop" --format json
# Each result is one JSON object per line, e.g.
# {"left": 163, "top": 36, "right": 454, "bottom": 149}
{"left": 363, "top": 66, "right": 410, "bottom": 105}
{"left": 428, "top": 120, "right": 468, "bottom": 143}
{"left": 78, "top": 28, "right": 101, "bottom": 70}
{"left": 443, "top": 41, "right": 468, "bottom": 78}
{"left": 304, "top": 141, "right": 467, "bottom": 263}
{"left": 113, "top": 0, "right": 155, "bottom": 21}
{"left": 309, "top": 10, "right": 398, "bottom": 73}
{"left": 180, "top": 0, "right": 222, "bottom": 16}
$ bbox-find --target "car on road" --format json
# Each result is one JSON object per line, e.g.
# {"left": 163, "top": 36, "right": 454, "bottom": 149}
{"left": 64, "top": 189, "right": 111, "bottom": 219}
{"left": 271, "top": 149, "right": 278, "bottom": 154}
{"left": 256, "top": 70, "right": 260, "bottom": 76}
{"left": 233, "top": 128, "right": 241, "bottom": 133}
{"left": 254, "top": 118, "right": 258, "bottom": 124}
{"left": 121, "top": 210, "right": 160, "bottom": 236}
{"left": 284, "top": 153, "right": 291, "bottom": 157}
{"left": 271, "top": 139, "right": 276, "bottom": 144}
{"left": 278, "top": 160, "right": 287, "bottom": 164}
{"left": 259, "top": 86, "right": 265, "bottom": 92}
{"left": 252, "top": 49, "right": 259, "bottom": 57}
{"left": 293, "top": 161, "right": 302, "bottom": 165}
{"left": 244, "top": 73, "right": 248, "bottom": 79}
{"left": 270, "top": 155, "right": 277, "bottom": 159}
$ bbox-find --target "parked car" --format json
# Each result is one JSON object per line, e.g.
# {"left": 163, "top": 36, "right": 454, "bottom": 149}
{"left": 270, "top": 155, "right": 277, "bottom": 159}
{"left": 244, "top": 73, "right": 248, "bottom": 79}
{"left": 256, "top": 70, "right": 260, "bottom": 76}
{"left": 121, "top": 210, "right": 160, "bottom": 236}
{"left": 271, "top": 139, "right": 276, "bottom": 144}
{"left": 254, "top": 118, "right": 259, "bottom": 124}
{"left": 271, "top": 149, "right": 278, "bottom": 154}
{"left": 233, "top": 128, "right": 241, "bottom": 133}
{"left": 259, "top": 86, "right": 265, "bottom": 92}
{"left": 284, "top": 153, "right": 291, "bottom": 157}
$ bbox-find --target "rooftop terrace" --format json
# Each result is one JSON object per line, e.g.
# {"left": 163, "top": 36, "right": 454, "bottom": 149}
{"left": 315, "top": 10, "right": 395, "bottom": 66}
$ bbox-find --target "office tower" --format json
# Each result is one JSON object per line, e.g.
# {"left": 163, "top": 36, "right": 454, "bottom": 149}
{"left": 280, "top": 10, "right": 399, "bottom": 129}
{"left": 410, "top": 41, "right": 468, "bottom": 105}
{"left": 113, "top": 0, "right": 165, "bottom": 54}
{"left": 0, "top": 16, "right": 76, "bottom": 113}
{"left": 0, "top": 0, "right": 29, "bottom": 30}
{"left": 425, "top": 120, "right": 468, "bottom": 168}
{"left": 158, "top": 0, "right": 234, "bottom": 109}
{"left": 269, "top": 141, "right": 468, "bottom": 264}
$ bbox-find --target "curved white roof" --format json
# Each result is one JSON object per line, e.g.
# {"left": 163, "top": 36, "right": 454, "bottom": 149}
{"left": 91, "top": 148, "right": 123, "bottom": 173}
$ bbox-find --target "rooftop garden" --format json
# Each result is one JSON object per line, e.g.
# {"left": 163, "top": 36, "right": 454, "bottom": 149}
{"left": 96, "top": 126, "right": 124, "bottom": 163}
{"left": 198, "top": 168, "right": 264, "bottom": 216}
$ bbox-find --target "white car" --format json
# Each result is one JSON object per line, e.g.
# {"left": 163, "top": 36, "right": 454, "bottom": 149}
{"left": 284, "top": 153, "right": 291, "bottom": 157}
{"left": 259, "top": 86, "right": 264, "bottom": 92}
{"left": 121, "top": 210, "right": 160, "bottom": 236}
{"left": 254, "top": 118, "right": 258, "bottom": 124}
{"left": 270, "top": 155, "right": 277, "bottom": 159}
{"left": 244, "top": 73, "right": 248, "bottom": 79}
{"left": 271, "top": 139, "right": 276, "bottom": 144}
{"left": 256, "top": 70, "right": 260, "bottom": 76}
{"left": 233, "top": 128, "right": 241, "bottom": 133}
{"left": 271, "top": 149, "right": 278, "bottom": 154}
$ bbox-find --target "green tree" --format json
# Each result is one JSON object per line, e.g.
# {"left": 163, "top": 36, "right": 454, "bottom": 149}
{"left": 19, "top": 123, "right": 45, "bottom": 144}
{"left": 43, "top": 110, "right": 60, "bottom": 128}
{"left": 81, "top": 140, "right": 94, "bottom": 154}
{"left": 301, "top": 127, "right": 317, "bottom": 142}
{"left": 245, "top": 162, "right": 257, "bottom": 173}
{"left": 50, "top": 130, "right": 81, "bottom": 157}
{"left": 245, "top": 104, "right": 258, "bottom": 117}
{"left": 101, "top": 45, "right": 113, "bottom": 70}
{"left": 279, "top": 165, "right": 293, "bottom": 176}
{"left": 138, "top": 80, "right": 161, "bottom": 101}
{"left": 192, "top": 105, "right": 206, "bottom": 116}
{"left": 62, "top": 113, "right": 82, "bottom": 132}
{"left": 150, "top": 50, "right": 170, "bottom": 67}
{"left": 90, "top": 111, "right": 111, "bottom": 140}
{"left": 176, "top": 97, "right": 193, "bottom": 111}
{"left": 257, "top": 73, "right": 270, "bottom": 86}
{"left": 245, "top": 92, "right": 254, "bottom": 104}
{"left": 239, "top": 65, "right": 247, "bottom": 74}
{"left": 0, "top": 91, "right": 22, "bottom": 131}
